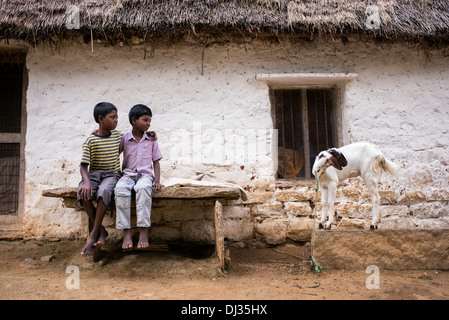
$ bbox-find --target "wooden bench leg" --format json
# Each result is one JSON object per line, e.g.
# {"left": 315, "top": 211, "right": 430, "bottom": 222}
{"left": 214, "top": 200, "right": 230, "bottom": 271}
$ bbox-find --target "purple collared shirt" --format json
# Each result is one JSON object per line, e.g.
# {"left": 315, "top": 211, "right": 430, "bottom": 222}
{"left": 120, "top": 131, "right": 163, "bottom": 179}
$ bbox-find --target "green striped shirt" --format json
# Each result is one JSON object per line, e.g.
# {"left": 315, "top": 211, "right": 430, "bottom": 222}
{"left": 81, "top": 130, "right": 122, "bottom": 173}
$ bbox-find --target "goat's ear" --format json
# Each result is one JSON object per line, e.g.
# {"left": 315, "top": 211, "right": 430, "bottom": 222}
{"left": 328, "top": 149, "right": 348, "bottom": 168}
{"left": 328, "top": 157, "right": 343, "bottom": 170}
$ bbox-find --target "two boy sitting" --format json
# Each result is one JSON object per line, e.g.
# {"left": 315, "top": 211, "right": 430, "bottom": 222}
{"left": 77, "top": 102, "right": 163, "bottom": 256}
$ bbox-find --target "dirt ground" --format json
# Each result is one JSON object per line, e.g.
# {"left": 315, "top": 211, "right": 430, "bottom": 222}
{"left": 1, "top": 238, "right": 448, "bottom": 301}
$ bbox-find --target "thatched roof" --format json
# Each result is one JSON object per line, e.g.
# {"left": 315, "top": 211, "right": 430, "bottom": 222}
{"left": 1, "top": 0, "right": 449, "bottom": 44}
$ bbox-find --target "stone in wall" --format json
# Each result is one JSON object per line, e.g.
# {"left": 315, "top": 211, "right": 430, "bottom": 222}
{"left": 286, "top": 217, "right": 316, "bottom": 242}
{"left": 251, "top": 202, "right": 284, "bottom": 218}
{"left": 408, "top": 202, "right": 449, "bottom": 220}
{"left": 223, "top": 205, "right": 251, "bottom": 219}
{"left": 159, "top": 200, "right": 214, "bottom": 222}
{"left": 275, "top": 187, "right": 318, "bottom": 202}
{"left": 429, "top": 189, "right": 449, "bottom": 201}
{"left": 340, "top": 182, "right": 360, "bottom": 202}
{"left": 333, "top": 218, "right": 367, "bottom": 229}
{"left": 284, "top": 201, "right": 312, "bottom": 217}
{"left": 221, "top": 205, "right": 254, "bottom": 241}
{"left": 379, "top": 190, "right": 399, "bottom": 204}
{"left": 255, "top": 219, "right": 288, "bottom": 245}
{"left": 397, "top": 191, "right": 427, "bottom": 204}
{"left": 149, "top": 225, "right": 181, "bottom": 242}
{"left": 241, "top": 191, "right": 275, "bottom": 204}
{"left": 222, "top": 217, "right": 254, "bottom": 242}
{"left": 336, "top": 202, "right": 372, "bottom": 219}
{"left": 181, "top": 219, "right": 215, "bottom": 243}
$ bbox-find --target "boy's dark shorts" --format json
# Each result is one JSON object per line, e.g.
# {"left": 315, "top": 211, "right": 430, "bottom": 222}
{"left": 77, "top": 170, "right": 121, "bottom": 208}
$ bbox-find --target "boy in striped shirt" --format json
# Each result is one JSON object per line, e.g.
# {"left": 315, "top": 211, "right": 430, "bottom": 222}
{"left": 77, "top": 102, "right": 122, "bottom": 256}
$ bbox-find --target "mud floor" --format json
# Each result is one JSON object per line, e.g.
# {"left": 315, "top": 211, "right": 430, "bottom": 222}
{"left": 1, "top": 239, "right": 448, "bottom": 301}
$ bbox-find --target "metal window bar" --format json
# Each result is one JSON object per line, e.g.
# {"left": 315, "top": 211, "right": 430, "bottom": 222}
{"left": 301, "top": 89, "right": 311, "bottom": 179}
{"left": 289, "top": 90, "right": 296, "bottom": 170}
{"left": 323, "top": 90, "right": 329, "bottom": 149}
{"left": 280, "top": 91, "right": 287, "bottom": 179}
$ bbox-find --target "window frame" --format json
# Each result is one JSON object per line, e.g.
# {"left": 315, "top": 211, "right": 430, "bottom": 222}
{"left": 256, "top": 73, "right": 357, "bottom": 182}
{"left": 0, "top": 48, "right": 27, "bottom": 235}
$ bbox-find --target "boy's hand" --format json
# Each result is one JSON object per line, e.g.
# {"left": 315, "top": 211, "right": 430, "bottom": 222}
{"left": 148, "top": 131, "right": 157, "bottom": 140}
{"left": 78, "top": 181, "right": 93, "bottom": 200}
{"left": 153, "top": 181, "right": 164, "bottom": 190}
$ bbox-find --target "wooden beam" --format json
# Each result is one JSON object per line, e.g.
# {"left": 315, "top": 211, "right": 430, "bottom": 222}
{"left": 214, "top": 200, "right": 231, "bottom": 271}
{"left": 301, "top": 89, "right": 311, "bottom": 179}
{"left": 255, "top": 72, "right": 358, "bottom": 89}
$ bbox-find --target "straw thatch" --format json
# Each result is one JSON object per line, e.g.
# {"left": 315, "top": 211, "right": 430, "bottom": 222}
{"left": 1, "top": 0, "right": 449, "bottom": 44}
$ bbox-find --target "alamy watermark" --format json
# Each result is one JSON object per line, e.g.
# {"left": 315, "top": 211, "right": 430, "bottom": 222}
{"left": 66, "top": 3, "right": 382, "bottom": 32}
{"left": 65, "top": 265, "right": 80, "bottom": 290}
{"left": 64, "top": 263, "right": 381, "bottom": 292}
{"left": 365, "top": 5, "right": 381, "bottom": 30}
{"left": 65, "top": 5, "right": 80, "bottom": 30}
{"left": 168, "top": 121, "right": 278, "bottom": 166}
{"left": 365, "top": 265, "right": 380, "bottom": 290}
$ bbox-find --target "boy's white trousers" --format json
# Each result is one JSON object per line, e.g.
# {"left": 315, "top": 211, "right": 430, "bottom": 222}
{"left": 114, "top": 174, "right": 153, "bottom": 229}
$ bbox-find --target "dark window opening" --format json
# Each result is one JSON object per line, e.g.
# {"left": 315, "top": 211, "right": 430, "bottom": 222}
{"left": 273, "top": 88, "right": 337, "bottom": 180}
{"left": 0, "top": 59, "right": 24, "bottom": 215}
{"left": 0, "top": 63, "right": 23, "bottom": 133}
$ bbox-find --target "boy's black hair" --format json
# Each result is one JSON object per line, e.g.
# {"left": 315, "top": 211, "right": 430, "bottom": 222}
{"left": 129, "top": 104, "right": 152, "bottom": 125}
{"left": 93, "top": 102, "right": 117, "bottom": 123}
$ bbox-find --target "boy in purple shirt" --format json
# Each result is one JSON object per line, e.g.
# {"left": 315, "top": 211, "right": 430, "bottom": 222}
{"left": 114, "top": 104, "right": 163, "bottom": 250}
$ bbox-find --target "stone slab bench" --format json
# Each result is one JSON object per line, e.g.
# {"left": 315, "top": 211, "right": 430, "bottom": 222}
{"left": 42, "top": 186, "right": 242, "bottom": 202}
{"left": 42, "top": 185, "right": 243, "bottom": 270}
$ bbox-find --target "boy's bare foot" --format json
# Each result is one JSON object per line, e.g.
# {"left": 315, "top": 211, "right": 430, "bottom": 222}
{"left": 81, "top": 236, "right": 96, "bottom": 256}
{"left": 94, "top": 226, "right": 109, "bottom": 247}
{"left": 136, "top": 228, "right": 149, "bottom": 249}
{"left": 122, "top": 229, "right": 133, "bottom": 251}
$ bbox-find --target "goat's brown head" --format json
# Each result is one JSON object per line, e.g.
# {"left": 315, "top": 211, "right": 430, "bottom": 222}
{"left": 312, "top": 148, "right": 348, "bottom": 178}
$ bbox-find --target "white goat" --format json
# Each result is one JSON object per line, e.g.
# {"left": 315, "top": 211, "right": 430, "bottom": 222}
{"left": 312, "top": 141, "right": 400, "bottom": 230}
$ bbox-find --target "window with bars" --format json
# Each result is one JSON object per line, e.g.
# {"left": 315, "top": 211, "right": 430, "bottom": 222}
{"left": 0, "top": 57, "right": 24, "bottom": 215}
{"left": 272, "top": 88, "right": 338, "bottom": 180}
{"left": 0, "top": 144, "right": 20, "bottom": 215}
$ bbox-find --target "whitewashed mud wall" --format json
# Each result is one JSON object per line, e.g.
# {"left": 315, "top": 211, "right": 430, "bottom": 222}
{"left": 22, "top": 38, "right": 449, "bottom": 243}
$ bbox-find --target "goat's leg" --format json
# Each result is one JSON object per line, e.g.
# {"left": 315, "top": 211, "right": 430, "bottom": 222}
{"left": 365, "top": 178, "right": 381, "bottom": 230}
{"left": 319, "top": 187, "right": 328, "bottom": 229}
{"left": 324, "top": 182, "right": 337, "bottom": 230}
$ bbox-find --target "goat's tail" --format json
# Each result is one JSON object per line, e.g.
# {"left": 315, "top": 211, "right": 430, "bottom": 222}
{"left": 378, "top": 155, "right": 401, "bottom": 177}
